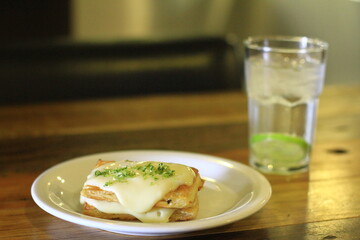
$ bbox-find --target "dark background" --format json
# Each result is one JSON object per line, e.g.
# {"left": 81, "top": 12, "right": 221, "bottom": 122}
{"left": 0, "top": 0, "right": 359, "bottom": 104}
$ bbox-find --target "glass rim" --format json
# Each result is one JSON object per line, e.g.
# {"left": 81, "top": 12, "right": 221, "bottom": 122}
{"left": 244, "top": 35, "right": 328, "bottom": 53}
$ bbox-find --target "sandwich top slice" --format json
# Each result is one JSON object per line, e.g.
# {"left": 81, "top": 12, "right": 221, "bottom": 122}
{"left": 80, "top": 159, "right": 204, "bottom": 223}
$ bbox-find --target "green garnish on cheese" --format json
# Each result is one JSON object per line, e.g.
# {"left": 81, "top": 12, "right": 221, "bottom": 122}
{"left": 94, "top": 161, "right": 175, "bottom": 187}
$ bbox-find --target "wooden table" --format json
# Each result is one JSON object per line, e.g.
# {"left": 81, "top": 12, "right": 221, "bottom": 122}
{"left": 1, "top": 84, "right": 360, "bottom": 240}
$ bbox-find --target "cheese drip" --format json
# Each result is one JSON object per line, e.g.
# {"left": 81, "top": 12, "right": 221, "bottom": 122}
{"left": 83, "top": 160, "right": 195, "bottom": 214}
{"left": 80, "top": 196, "right": 176, "bottom": 223}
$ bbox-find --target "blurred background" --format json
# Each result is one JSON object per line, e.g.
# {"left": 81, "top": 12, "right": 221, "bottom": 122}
{"left": 1, "top": 0, "right": 359, "bottom": 104}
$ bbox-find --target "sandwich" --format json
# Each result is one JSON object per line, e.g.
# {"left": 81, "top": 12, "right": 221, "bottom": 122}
{"left": 80, "top": 159, "right": 204, "bottom": 223}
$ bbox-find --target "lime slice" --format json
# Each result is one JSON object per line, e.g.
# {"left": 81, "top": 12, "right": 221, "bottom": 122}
{"left": 250, "top": 133, "right": 310, "bottom": 164}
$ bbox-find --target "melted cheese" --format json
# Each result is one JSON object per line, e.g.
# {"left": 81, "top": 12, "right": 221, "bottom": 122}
{"left": 80, "top": 196, "right": 176, "bottom": 223}
{"left": 81, "top": 160, "right": 195, "bottom": 222}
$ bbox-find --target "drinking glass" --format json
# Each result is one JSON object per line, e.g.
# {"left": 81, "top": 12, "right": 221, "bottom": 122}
{"left": 244, "top": 36, "right": 328, "bottom": 174}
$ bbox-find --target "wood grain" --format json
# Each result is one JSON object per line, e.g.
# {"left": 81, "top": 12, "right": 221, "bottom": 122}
{"left": 1, "top": 84, "right": 360, "bottom": 239}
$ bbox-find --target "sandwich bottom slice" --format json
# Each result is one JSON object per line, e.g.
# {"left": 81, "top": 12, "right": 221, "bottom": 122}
{"left": 80, "top": 160, "right": 204, "bottom": 223}
{"left": 82, "top": 196, "right": 199, "bottom": 222}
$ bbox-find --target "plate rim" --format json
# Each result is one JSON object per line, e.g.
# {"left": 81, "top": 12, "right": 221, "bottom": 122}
{"left": 31, "top": 149, "right": 272, "bottom": 235}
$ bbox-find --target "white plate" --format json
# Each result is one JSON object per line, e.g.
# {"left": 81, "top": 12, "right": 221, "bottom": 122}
{"left": 31, "top": 150, "right": 271, "bottom": 236}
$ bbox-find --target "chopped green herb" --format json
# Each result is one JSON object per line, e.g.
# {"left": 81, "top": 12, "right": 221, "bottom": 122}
{"left": 94, "top": 166, "right": 136, "bottom": 186}
{"left": 104, "top": 181, "right": 113, "bottom": 187}
{"left": 94, "top": 161, "right": 175, "bottom": 187}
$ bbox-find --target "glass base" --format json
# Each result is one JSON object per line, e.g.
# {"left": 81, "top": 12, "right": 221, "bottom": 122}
{"left": 250, "top": 159, "right": 308, "bottom": 175}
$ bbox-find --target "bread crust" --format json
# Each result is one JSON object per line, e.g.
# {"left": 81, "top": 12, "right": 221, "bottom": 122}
{"left": 82, "top": 197, "right": 199, "bottom": 222}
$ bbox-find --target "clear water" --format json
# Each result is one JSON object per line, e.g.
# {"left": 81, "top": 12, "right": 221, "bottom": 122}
{"left": 248, "top": 98, "right": 318, "bottom": 173}
{"left": 245, "top": 55, "right": 325, "bottom": 173}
